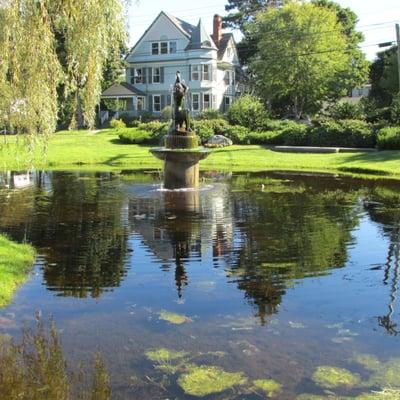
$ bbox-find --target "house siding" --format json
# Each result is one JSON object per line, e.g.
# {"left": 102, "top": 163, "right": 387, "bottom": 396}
{"left": 102, "top": 11, "right": 240, "bottom": 118}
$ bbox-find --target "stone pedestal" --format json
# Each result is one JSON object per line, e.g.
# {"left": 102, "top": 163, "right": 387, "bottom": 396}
{"left": 150, "top": 130, "right": 209, "bottom": 190}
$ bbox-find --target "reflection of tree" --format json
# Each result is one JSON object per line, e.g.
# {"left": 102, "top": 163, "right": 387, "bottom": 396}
{"left": 365, "top": 186, "right": 400, "bottom": 335}
{"left": 225, "top": 178, "right": 362, "bottom": 324}
{"left": 0, "top": 172, "right": 128, "bottom": 299}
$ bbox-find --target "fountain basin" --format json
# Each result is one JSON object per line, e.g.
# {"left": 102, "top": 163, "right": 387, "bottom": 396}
{"left": 150, "top": 147, "right": 210, "bottom": 190}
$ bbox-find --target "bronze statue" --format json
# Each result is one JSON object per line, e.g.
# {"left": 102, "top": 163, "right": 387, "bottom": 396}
{"left": 173, "top": 71, "right": 191, "bottom": 132}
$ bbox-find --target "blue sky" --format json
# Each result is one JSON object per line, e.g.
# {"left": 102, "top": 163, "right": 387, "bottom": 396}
{"left": 127, "top": 0, "right": 399, "bottom": 60}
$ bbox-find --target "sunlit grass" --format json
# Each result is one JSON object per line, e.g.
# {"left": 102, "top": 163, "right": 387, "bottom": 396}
{"left": 1, "top": 129, "right": 400, "bottom": 178}
{"left": 0, "top": 235, "right": 35, "bottom": 308}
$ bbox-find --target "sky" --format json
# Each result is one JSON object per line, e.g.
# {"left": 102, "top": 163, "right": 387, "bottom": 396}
{"left": 127, "top": 0, "right": 400, "bottom": 60}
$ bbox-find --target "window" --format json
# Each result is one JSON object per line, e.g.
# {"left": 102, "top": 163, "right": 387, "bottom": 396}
{"left": 134, "top": 68, "right": 143, "bottom": 84}
{"left": 202, "top": 65, "right": 210, "bottom": 81}
{"left": 153, "top": 95, "right": 161, "bottom": 112}
{"left": 151, "top": 41, "right": 177, "bottom": 55}
{"left": 192, "top": 93, "right": 200, "bottom": 111}
{"left": 224, "top": 71, "right": 230, "bottom": 85}
{"left": 160, "top": 42, "right": 168, "bottom": 54}
{"left": 224, "top": 96, "right": 231, "bottom": 110}
{"left": 227, "top": 47, "right": 232, "bottom": 58}
{"left": 137, "top": 96, "right": 145, "bottom": 111}
{"left": 153, "top": 67, "right": 161, "bottom": 83}
{"left": 152, "top": 43, "right": 159, "bottom": 55}
{"left": 203, "top": 93, "right": 210, "bottom": 109}
{"left": 191, "top": 65, "right": 200, "bottom": 81}
{"left": 169, "top": 41, "right": 177, "bottom": 54}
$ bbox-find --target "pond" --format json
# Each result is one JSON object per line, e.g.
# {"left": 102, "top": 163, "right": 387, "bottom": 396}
{"left": 0, "top": 170, "right": 399, "bottom": 399}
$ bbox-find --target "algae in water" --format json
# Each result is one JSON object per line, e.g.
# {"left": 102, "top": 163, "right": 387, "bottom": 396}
{"left": 312, "top": 365, "right": 360, "bottom": 389}
{"left": 253, "top": 379, "right": 282, "bottom": 397}
{"left": 177, "top": 365, "right": 247, "bottom": 397}
{"left": 158, "top": 310, "right": 191, "bottom": 324}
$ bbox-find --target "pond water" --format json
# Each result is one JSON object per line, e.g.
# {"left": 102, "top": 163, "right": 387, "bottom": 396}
{"left": 0, "top": 170, "right": 399, "bottom": 399}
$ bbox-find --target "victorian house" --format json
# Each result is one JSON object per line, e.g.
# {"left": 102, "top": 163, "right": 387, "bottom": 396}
{"left": 100, "top": 12, "right": 241, "bottom": 122}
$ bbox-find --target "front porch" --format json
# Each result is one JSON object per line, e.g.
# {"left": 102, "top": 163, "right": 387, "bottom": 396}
{"left": 99, "top": 82, "right": 147, "bottom": 125}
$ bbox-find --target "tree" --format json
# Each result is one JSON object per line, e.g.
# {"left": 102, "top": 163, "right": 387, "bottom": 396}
{"left": 0, "top": 0, "right": 128, "bottom": 138}
{"left": 369, "top": 46, "right": 399, "bottom": 107}
{"left": 311, "top": 0, "right": 369, "bottom": 96}
{"left": 223, "top": 0, "right": 285, "bottom": 65}
{"left": 249, "top": 1, "right": 367, "bottom": 118}
{"left": 0, "top": 1, "right": 62, "bottom": 138}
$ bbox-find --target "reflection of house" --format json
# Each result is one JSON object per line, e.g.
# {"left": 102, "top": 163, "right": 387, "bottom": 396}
{"left": 100, "top": 12, "right": 241, "bottom": 122}
{"left": 0, "top": 171, "right": 34, "bottom": 189}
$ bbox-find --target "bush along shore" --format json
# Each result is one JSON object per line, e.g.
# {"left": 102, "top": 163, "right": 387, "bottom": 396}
{"left": 0, "top": 235, "right": 35, "bottom": 307}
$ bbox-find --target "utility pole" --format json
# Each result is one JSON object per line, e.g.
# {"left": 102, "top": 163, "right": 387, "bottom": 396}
{"left": 396, "top": 23, "right": 400, "bottom": 92}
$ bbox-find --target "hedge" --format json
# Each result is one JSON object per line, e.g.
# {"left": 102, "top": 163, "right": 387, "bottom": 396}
{"left": 118, "top": 128, "right": 161, "bottom": 145}
{"left": 377, "top": 127, "right": 400, "bottom": 150}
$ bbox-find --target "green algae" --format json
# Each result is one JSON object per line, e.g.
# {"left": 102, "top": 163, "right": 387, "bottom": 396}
{"left": 158, "top": 310, "right": 191, "bottom": 325}
{"left": 352, "top": 354, "right": 382, "bottom": 372}
{"left": 177, "top": 365, "right": 247, "bottom": 397}
{"left": 253, "top": 379, "right": 282, "bottom": 397}
{"left": 368, "top": 359, "right": 400, "bottom": 388}
{"left": 145, "top": 348, "right": 189, "bottom": 363}
{"left": 145, "top": 348, "right": 189, "bottom": 375}
{"left": 312, "top": 366, "right": 361, "bottom": 389}
{"left": 356, "top": 388, "right": 400, "bottom": 399}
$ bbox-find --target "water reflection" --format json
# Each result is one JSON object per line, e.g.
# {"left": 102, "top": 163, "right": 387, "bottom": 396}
{"left": 1, "top": 171, "right": 400, "bottom": 334}
{"left": 0, "top": 171, "right": 129, "bottom": 298}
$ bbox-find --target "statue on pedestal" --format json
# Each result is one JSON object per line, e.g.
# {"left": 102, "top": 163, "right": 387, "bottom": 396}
{"left": 173, "top": 71, "right": 191, "bottom": 132}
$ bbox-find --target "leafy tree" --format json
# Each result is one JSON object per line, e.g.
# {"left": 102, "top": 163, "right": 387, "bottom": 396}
{"left": 369, "top": 47, "right": 399, "bottom": 107}
{"left": 249, "top": 1, "right": 367, "bottom": 119}
{"left": 0, "top": 0, "right": 127, "bottom": 137}
{"left": 223, "top": 0, "right": 285, "bottom": 64}
{"left": 0, "top": 1, "right": 62, "bottom": 137}
{"left": 312, "top": 0, "right": 369, "bottom": 90}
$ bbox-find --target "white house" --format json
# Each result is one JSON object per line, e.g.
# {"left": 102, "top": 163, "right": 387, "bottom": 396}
{"left": 100, "top": 12, "right": 241, "bottom": 122}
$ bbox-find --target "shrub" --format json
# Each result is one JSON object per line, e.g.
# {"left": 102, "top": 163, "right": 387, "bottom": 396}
{"left": 224, "top": 125, "right": 251, "bottom": 144}
{"left": 197, "top": 109, "right": 225, "bottom": 120}
{"left": 192, "top": 124, "right": 214, "bottom": 143}
{"left": 227, "top": 95, "right": 268, "bottom": 130}
{"left": 118, "top": 128, "right": 163, "bottom": 145}
{"left": 308, "top": 119, "right": 375, "bottom": 148}
{"left": 282, "top": 123, "right": 309, "bottom": 146}
{"left": 192, "top": 118, "right": 230, "bottom": 143}
{"left": 377, "top": 127, "right": 400, "bottom": 150}
{"left": 325, "top": 101, "right": 364, "bottom": 120}
{"left": 247, "top": 131, "right": 284, "bottom": 145}
{"left": 138, "top": 121, "right": 169, "bottom": 134}
{"left": 160, "top": 106, "right": 173, "bottom": 121}
{"left": 390, "top": 94, "right": 400, "bottom": 124}
{"left": 110, "top": 119, "right": 126, "bottom": 129}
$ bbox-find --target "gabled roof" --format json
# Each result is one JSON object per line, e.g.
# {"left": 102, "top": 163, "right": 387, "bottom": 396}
{"left": 186, "top": 19, "right": 218, "bottom": 51}
{"left": 101, "top": 82, "right": 146, "bottom": 98}
{"left": 217, "top": 33, "right": 234, "bottom": 60}
{"left": 164, "top": 12, "right": 196, "bottom": 38}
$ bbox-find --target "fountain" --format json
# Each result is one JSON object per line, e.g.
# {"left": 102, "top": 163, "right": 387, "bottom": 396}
{"left": 150, "top": 71, "right": 210, "bottom": 189}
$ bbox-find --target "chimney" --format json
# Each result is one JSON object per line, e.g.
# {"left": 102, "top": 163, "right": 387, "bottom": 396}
{"left": 212, "top": 14, "right": 222, "bottom": 47}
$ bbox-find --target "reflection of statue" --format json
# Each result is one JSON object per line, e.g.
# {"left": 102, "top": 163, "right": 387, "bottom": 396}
{"left": 173, "top": 71, "right": 191, "bottom": 132}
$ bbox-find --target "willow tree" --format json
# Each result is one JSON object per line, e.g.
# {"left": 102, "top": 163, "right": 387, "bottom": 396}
{"left": 0, "top": 0, "right": 127, "bottom": 139}
{"left": 0, "top": 1, "right": 61, "bottom": 139}
{"left": 53, "top": 0, "right": 127, "bottom": 129}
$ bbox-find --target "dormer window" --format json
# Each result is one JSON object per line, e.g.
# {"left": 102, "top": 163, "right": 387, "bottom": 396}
{"left": 151, "top": 41, "right": 177, "bottom": 55}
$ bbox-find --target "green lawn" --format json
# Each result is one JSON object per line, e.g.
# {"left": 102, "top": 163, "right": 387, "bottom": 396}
{"left": 1, "top": 129, "right": 400, "bottom": 178}
{"left": 0, "top": 235, "right": 35, "bottom": 308}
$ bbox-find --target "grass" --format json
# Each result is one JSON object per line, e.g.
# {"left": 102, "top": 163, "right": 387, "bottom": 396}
{"left": 1, "top": 129, "right": 400, "bottom": 178}
{"left": 0, "top": 235, "right": 35, "bottom": 308}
